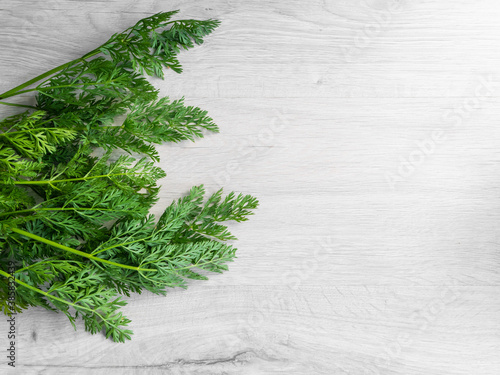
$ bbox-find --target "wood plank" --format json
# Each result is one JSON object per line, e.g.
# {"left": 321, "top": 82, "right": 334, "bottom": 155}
{"left": 5, "top": 286, "right": 500, "bottom": 374}
{"left": 1, "top": 1, "right": 500, "bottom": 98}
{"left": 0, "top": 0, "right": 499, "bottom": 373}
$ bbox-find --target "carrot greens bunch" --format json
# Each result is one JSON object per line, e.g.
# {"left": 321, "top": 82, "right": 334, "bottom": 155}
{"left": 0, "top": 11, "right": 258, "bottom": 342}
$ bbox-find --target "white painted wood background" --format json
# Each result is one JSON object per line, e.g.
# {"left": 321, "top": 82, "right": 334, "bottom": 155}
{"left": 1, "top": 0, "right": 500, "bottom": 373}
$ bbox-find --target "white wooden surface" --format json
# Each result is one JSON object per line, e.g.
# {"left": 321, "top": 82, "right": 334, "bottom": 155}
{"left": 1, "top": 0, "right": 500, "bottom": 374}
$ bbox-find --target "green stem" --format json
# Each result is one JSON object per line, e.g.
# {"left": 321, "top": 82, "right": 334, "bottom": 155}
{"left": 0, "top": 101, "right": 37, "bottom": 109}
{"left": 14, "top": 258, "right": 83, "bottom": 274}
{"left": 176, "top": 257, "right": 233, "bottom": 271}
{"left": 0, "top": 127, "right": 68, "bottom": 138}
{"left": 6, "top": 79, "right": 124, "bottom": 99}
{"left": 8, "top": 227, "right": 157, "bottom": 272}
{"left": 13, "top": 172, "right": 141, "bottom": 185}
{"left": 0, "top": 206, "right": 133, "bottom": 218}
{"left": 92, "top": 233, "right": 155, "bottom": 255}
{"left": 0, "top": 50, "right": 100, "bottom": 101}
{"left": 0, "top": 17, "right": 193, "bottom": 101}
{"left": 141, "top": 256, "right": 233, "bottom": 271}
{"left": 0, "top": 269, "right": 119, "bottom": 329}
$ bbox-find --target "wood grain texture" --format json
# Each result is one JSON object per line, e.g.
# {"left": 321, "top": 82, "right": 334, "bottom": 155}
{"left": 1, "top": 0, "right": 500, "bottom": 374}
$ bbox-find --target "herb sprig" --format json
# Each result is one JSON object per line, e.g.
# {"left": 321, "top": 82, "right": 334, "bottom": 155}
{"left": 0, "top": 11, "right": 258, "bottom": 342}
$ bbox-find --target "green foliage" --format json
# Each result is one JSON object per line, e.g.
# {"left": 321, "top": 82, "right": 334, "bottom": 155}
{"left": 0, "top": 11, "right": 258, "bottom": 342}
{"left": 99, "top": 10, "right": 221, "bottom": 76}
